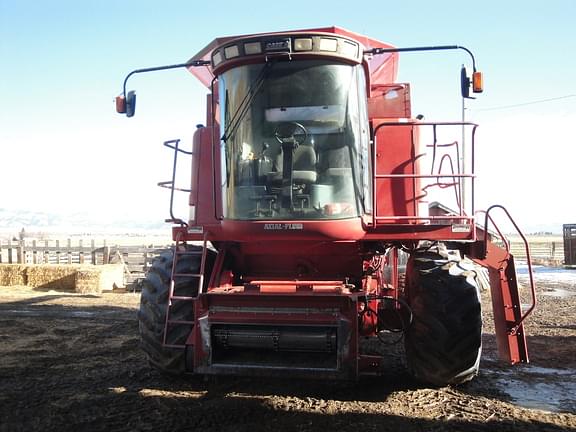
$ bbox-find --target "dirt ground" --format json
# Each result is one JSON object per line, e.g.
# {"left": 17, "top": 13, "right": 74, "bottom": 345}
{"left": 1, "top": 268, "right": 575, "bottom": 432}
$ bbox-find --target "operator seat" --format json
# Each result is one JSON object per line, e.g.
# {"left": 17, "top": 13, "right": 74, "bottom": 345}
{"left": 269, "top": 143, "right": 317, "bottom": 183}
{"left": 317, "top": 140, "right": 355, "bottom": 203}
{"left": 322, "top": 145, "right": 351, "bottom": 177}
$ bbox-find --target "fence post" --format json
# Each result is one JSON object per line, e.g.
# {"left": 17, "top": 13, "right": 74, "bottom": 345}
{"left": 8, "top": 241, "right": 13, "bottom": 264}
{"left": 79, "top": 239, "right": 84, "bottom": 264}
{"left": 91, "top": 239, "right": 96, "bottom": 265}
{"left": 103, "top": 245, "right": 110, "bottom": 264}
{"left": 17, "top": 240, "right": 24, "bottom": 264}
{"left": 32, "top": 240, "right": 38, "bottom": 264}
{"left": 44, "top": 240, "right": 50, "bottom": 264}
{"left": 66, "top": 239, "right": 72, "bottom": 264}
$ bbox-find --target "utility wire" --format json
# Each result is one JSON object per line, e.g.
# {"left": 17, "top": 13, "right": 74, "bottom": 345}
{"left": 474, "top": 94, "right": 575, "bottom": 111}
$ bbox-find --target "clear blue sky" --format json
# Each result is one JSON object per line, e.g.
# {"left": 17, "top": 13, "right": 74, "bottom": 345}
{"left": 1, "top": 1, "right": 574, "bottom": 232}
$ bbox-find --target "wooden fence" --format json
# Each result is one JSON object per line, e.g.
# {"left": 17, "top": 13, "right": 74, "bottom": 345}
{"left": 509, "top": 238, "right": 565, "bottom": 266}
{"left": 0, "top": 236, "right": 568, "bottom": 288}
{"left": 0, "top": 239, "right": 170, "bottom": 286}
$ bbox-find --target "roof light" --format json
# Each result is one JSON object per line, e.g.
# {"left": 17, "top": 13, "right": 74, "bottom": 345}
{"left": 244, "top": 42, "right": 262, "bottom": 55}
{"left": 210, "top": 33, "right": 363, "bottom": 72}
{"left": 224, "top": 45, "right": 240, "bottom": 59}
{"left": 319, "top": 38, "right": 338, "bottom": 52}
{"left": 294, "top": 38, "right": 313, "bottom": 51}
{"left": 342, "top": 40, "right": 358, "bottom": 58}
{"left": 212, "top": 50, "right": 223, "bottom": 66}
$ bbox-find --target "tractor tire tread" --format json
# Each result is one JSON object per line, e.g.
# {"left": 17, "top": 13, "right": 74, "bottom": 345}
{"left": 405, "top": 244, "right": 482, "bottom": 386}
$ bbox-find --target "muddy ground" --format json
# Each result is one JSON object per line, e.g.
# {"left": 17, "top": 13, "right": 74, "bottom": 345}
{"left": 1, "top": 268, "right": 575, "bottom": 432}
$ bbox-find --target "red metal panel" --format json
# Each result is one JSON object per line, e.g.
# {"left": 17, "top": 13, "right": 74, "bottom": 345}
{"left": 363, "top": 223, "right": 475, "bottom": 241}
{"left": 368, "top": 84, "right": 411, "bottom": 117}
{"left": 373, "top": 122, "right": 424, "bottom": 224}
{"left": 219, "top": 218, "right": 366, "bottom": 241}
{"left": 183, "top": 123, "right": 222, "bottom": 236}
{"left": 213, "top": 240, "right": 363, "bottom": 284}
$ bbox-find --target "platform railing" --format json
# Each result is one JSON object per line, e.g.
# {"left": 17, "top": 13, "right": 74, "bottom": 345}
{"left": 372, "top": 122, "right": 478, "bottom": 226}
{"left": 157, "top": 139, "right": 192, "bottom": 226}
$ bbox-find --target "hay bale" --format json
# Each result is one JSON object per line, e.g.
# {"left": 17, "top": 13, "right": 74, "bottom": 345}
{"left": 75, "top": 264, "right": 124, "bottom": 295}
{"left": 98, "top": 264, "right": 125, "bottom": 291}
{"left": 0, "top": 263, "right": 125, "bottom": 294}
{"left": 75, "top": 267, "right": 102, "bottom": 295}
{"left": 0, "top": 264, "right": 27, "bottom": 286}
{"left": 26, "top": 265, "right": 77, "bottom": 291}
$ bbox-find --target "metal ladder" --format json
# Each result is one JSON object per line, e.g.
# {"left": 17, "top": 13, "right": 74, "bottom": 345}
{"left": 162, "top": 231, "right": 209, "bottom": 349}
{"left": 474, "top": 205, "right": 536, "bottom": 364}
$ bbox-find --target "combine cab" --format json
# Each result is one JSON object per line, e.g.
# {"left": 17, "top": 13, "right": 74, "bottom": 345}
{"left": 117, "top": 27, "right": 535, "bottom": 386}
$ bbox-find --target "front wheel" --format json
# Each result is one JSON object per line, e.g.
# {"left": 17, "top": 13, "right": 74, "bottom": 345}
{"left": 138, "top": 246, "right": 214, "bottom": 374}
{"left": 404, "top": 244, "right": 482, "bottom": 386}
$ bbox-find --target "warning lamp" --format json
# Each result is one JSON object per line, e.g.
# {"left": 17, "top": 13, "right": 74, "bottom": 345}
{"left": 115, "top": 91, "right": 136, "bottom": 117}
{"left": 461, "top": 65, "right": 483, "bottom": 99}
{"left": 472, "top": 71, "right": 483, "bottom": 93}
{"left": 115, "top": 95, "right": 126, "bottom": 114}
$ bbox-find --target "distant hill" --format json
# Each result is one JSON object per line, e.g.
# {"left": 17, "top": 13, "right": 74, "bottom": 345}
{"left": 0, "top": 208, "right": 565, "bottom": 236}
{"left": 0, "top": 208, "right": 165, "bottom": 233}
{"left": 521, "top": 223, "right": 566, "bottom": 236}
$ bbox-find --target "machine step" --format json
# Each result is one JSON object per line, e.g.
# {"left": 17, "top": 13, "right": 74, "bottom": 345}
{"left": 167, "top": 319, "right": 194, "bottom": 325}
{"left": 162, "top": 232, "right": 208, "bottom": 347}
{"left": 472, "top": 205, "right": 536, "bottom": 364}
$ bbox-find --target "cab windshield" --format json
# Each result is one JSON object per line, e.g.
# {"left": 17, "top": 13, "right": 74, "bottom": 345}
{"left": 218, "top": 59, "right": 369, "bottom": 220}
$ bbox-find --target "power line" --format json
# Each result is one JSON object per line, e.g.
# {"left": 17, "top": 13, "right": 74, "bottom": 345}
{"left": 475, "top": 94, "right": 575, "bottom": 111}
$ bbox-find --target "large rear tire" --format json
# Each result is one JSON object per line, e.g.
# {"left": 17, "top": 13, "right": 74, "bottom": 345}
{"left": 138, "top": 245, "right": 214, "bottom": 374}
{"left": 404, "top": 244, "right": 482, "bottom": 386}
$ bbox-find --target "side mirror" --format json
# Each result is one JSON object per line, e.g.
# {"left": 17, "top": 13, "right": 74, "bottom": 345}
{"left": 115, "top": 90, "right": 137, "bottom": 117}
{"left": 460, "top": 66, "right": 471, "bottom": 99}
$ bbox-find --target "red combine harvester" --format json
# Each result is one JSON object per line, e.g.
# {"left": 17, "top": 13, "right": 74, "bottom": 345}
{"left": 116, "top": 27, "right": 536, "bottom": 385}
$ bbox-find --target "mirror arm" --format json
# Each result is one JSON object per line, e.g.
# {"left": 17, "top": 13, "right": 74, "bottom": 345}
{"left": 121, "top": 60, "right": 211, "bottom": 99}
{"left": 366, "top": 45, "right": 478, "bottom": 72}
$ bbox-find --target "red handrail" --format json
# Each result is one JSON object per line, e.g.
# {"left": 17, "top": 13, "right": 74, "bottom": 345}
{"left": 483, "top": 204, "right": 537, "bottom": 334}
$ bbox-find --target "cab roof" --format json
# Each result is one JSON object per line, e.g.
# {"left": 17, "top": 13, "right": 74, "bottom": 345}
{"left": 187, "top": 26, "right": 398, "bottom": 88}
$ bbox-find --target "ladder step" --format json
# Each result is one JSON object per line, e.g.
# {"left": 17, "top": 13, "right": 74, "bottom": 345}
{"left": 167, "top": 319, "right": 194, "bottom": 325}
{"left": 163, "top": 343, "right": 186, "bottom": 349}
{"left": 170, "top": 295, "right": 195, "bottom": 301}
{"left": 173, "top": 272, "right": 202, "bottom": 278}
{"left": 162, "top": 235, "right": 207, "bottom": 351}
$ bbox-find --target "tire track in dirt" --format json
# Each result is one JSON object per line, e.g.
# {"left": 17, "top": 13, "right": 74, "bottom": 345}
{"left": 0, "top": 285, "right": 575, "bottom": 431}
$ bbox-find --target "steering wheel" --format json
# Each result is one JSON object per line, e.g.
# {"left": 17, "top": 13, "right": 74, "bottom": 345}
{"left": 274, "top": 122, "right": 308, "bottom": 146}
